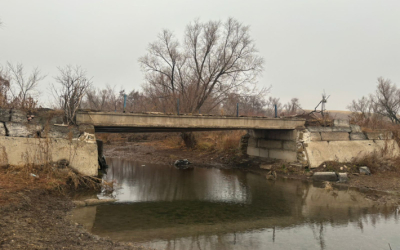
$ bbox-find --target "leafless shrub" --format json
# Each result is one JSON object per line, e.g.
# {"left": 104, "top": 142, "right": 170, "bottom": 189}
{"left": 52, "top": 65, "right": 92, "bottom": 124}
{"left": 348, "top": 77, "right": 400, "bottom": 128}
{"left": 0, "top": 62, "right": 45, "bottom": 109}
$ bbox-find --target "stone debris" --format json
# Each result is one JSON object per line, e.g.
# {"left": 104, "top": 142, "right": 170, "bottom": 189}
{"left": 10, "top": 109, "right": 28, "bottom": 123}
{"left": 174, "top": 159, "right": 193, "bottom": 169}
{"left": 312, "top": 172, "right": 338, "bottom": 182}
{"left": 338, "top": 173, "right": 348, "bottom": 183}
{"left": 76, "top": 132, "right": 96, "bottom": 143}
{"left": 359, "top": 166, "right": 371, "bottom": 175}
{"left": 260, "top": 164, "right": 272, "bottom": 170}
{"left": 5, "top": 122, "right": 42, "bottom": 137}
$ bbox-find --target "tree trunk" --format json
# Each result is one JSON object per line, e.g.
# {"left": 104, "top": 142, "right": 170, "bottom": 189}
{"left": 181, "top": 132, "right": 197, "bottom": 148}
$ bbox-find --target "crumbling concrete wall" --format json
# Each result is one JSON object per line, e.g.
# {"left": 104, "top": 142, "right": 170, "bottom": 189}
{"left": 0, "top": 108, "right": 99, "bottom": 176}
{"left": 303, "top": 121, "right": 400, "bottom": 168}
{"left": 0, "top": 136, "right": 98, "bottom": 176}
{"left": 246, "top": 119, "right": 400, "bottom": 168}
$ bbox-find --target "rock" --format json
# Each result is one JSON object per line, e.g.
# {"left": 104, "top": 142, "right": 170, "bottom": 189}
{"left": 359, "top": 166, "right": 371, "bottom": 175}
{"left": 174, "top": 159, "right": 193, "bottom": 170}
{"left": 10, "top": 109, "right": 27, "bottom": 123}
{"left": 312, "top": 172, "right": 338, "bottom": 182}
{"left": 0, "top": 108, "right": 10, "bottom": 122}
{"left": 85, "top": 198, "right": 117, "bottom": 206}
{"left": 5, "top": 122, "right": 42, "bottom": 137}
{"left": 338, "top": 173, "right": 348, "bottom": 183}
{"left": 260, "top": 164, "right": 272, "bottom": 170}
{"left": 340, "top": 167, "right": 343, "bottom": 171}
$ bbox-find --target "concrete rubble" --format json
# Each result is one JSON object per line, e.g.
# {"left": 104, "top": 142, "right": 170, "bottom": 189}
{"left": 312, "top": 172, "right": 338, "bottom": 182}
{"left": 359, "top": 166, "right": 371, "bottom": 175}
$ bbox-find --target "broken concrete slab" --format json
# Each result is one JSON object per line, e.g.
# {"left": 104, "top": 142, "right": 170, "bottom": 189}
{"left": 10, "top": 109, "right": 27, "bottom": 123}
{"left": 308, "top": 127, "right": 333, "bottom": 133}
{"left": 0, "top": 108, "right": 10, "bottom": 122}
{"left": 365, "top": 132, "right": 380, "bottom": 140}
{"left": 338, "top": 173, "right": 349, "bottom": 183}
{"left": 350, "top": 133, "right": 367, "bottom": 140}
{"left": 350, "top": 125, "right": 362, "bottom": 133}
{"left": 334, "top": 119, "right": 350, "bottom": 127}
{"left": 320, "top": 132, "right": 350, "bottom": 141}
{"left": 5, "top": 122, "right": 42, "bottom": 137}
{"left": 41, "top": 125, "right": 80, "bottom": 139}
{"left": 332, "top": 127, "right": 352, "bottom": 132}
{"left": 359, "top": 166, "right": 371, "bottom": 175}
{"left": 78, "top": 124, "right": 95, "bottom": 135}
{"left": 312, "top": 172, "right": 338, "bottom": 182}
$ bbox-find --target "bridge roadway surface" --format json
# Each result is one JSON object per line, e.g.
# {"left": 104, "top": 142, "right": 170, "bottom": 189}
{"left": 76, "top": 111, "right": 306, "bottom": 133}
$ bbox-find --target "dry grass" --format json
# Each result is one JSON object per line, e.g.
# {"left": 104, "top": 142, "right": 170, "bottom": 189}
{"left": 0, "top": 163, "right": 110, "bottom": 196}
{"left": 194, "top": 130, "right": 246, "bottom": 154}
{"left": 351, "top": 141, "right": 400, "bottom": 174}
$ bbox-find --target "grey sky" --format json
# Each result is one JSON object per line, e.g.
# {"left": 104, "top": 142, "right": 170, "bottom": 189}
{"left": 1, "top": 0, "right": 400, "bottom": 110}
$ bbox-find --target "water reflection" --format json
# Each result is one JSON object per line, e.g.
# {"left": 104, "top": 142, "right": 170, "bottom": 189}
{"left": 71, "top": 158, "right": 400, "bottom": 250}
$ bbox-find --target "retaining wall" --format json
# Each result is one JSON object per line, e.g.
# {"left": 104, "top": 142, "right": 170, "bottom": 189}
{"left": 0, "top": 108, "right": 99, "bottom": 176}
{"left": 246, "top": 119, "right": 400, "bottom": 168}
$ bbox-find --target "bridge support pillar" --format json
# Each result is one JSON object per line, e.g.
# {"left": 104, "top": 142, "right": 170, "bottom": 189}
{"left": 246, "top": 129, "right": 305, "bottom": 164}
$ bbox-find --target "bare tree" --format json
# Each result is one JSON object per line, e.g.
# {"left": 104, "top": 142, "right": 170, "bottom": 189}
{"left": 139, "top": 18, "right": 264, "bottom": 114}
{"left": 52, "top": 65, "right": 92, "bottom": 124}
{"left": 370, "top": 77, "right": 400, "bottom": 124}
{"left": 0, "top": 66, "right": 10, "bottom": 107}
{"left": 6, "top": 62, "right": 45, "bottom": 109}
{"left": 283, "top": 98, "right": 301, "bottom": 115}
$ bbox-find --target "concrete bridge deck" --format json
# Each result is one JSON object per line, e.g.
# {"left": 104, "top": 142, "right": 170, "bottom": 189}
{"left": 76, "top": 111, "right": 305, "bottom": 133}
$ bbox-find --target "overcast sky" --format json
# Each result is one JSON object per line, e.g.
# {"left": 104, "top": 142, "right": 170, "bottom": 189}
{"left": 1, "top": 0, "right": 400, "bottom": 110}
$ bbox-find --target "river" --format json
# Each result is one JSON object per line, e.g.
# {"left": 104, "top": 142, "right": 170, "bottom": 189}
{"left": 71, "top": 158, "right": 400, "bottom": 250}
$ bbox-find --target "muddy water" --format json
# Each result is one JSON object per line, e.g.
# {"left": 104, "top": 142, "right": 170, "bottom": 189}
{"left": 71, "top": 158, "right": 400, "bottom": 250}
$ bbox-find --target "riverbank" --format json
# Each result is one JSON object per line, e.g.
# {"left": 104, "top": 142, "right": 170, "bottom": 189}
{"left": 104, "top": 139, "right": 400, "bottom": 206}
{"left": 0, "top": 166, "right": 150, "bottom": 249}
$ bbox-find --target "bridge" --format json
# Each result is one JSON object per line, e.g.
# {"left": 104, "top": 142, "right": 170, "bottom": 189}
{"left": 75, "top": 111, "right": 305, "bottom": 133}
{"left": 76, "top": 111, "right": 306, "bottom": 163}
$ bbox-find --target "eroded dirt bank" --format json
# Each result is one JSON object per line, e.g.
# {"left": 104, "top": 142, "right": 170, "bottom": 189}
{"left": 0, "top": 171, "right": 149, "bottom": 249}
